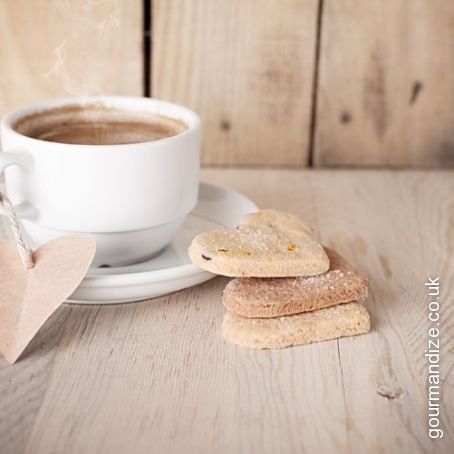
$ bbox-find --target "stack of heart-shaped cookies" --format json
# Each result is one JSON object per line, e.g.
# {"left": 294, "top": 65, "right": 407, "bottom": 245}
{"left": 189, "top": 209, "right": 370, "bottom": 349}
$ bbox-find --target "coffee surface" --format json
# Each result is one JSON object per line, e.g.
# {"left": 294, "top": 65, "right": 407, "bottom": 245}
{"left": 14, "top": 104, "right": 187, "bottom": 145}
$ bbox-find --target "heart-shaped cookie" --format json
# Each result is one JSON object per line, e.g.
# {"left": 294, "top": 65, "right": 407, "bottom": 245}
{"left": 188, "top": 209, "right": 329, "bottom": 277}
{"left": 0, "top": 234, "right": 96, "bottom": 363}
{"left": 223, "top": 248, "right": 369, "bottom": 318}
{"left": 222, "top": 302, "right": 371, "bottom": 349}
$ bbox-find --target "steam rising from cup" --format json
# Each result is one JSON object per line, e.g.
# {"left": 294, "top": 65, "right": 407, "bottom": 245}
{"left": 43, "top": 41, "right": 100, "bottom": 97}
{"left": 42, "top": 0, "right": 120, "bottom": 98}
{"left": 60, "top": 0, "right": 120, "bottom": 37}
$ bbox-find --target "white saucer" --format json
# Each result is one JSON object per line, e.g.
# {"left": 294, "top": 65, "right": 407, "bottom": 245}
{"left": 67, "top": 182, "right": 257, "bottom": 304}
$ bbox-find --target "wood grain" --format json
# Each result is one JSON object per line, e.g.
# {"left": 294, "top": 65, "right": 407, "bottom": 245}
{"left": 0, "top": 169, "right": 453, "bottom": 453}
{"left": 152, "top": 0, "right": 318, "bottom": 167}
{"left": 314, "top": 1, "right": 454, "bottom": 167}
{"left": 0, "top": 0, "right": 142, "bottom": 118}
{"left": 0, "top": 308, "right": 70, "bottom": 454}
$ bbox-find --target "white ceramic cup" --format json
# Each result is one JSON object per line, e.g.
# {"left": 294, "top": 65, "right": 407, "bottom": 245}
{"left": 0, "top": 96, "right": 201, "bottom": 266}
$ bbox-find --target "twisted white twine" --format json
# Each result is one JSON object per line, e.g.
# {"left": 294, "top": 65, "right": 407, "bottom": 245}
{"left": 0, "top": 192, "right": 34, "bottom": 269}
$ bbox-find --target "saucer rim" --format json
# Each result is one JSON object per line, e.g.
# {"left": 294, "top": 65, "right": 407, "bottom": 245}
{"left": 0, "top": 181, "right": 258, "bottom": 292}
{"left": 77, "top": 181, "right": 257, "bottom": 287}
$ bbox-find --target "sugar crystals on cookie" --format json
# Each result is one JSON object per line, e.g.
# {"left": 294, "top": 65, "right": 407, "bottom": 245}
{"left": 223, "top": 248, "right": 369, "bottom": 318}
{"left": 188, "top": 209, "right": 330, "bottom": 277}
{"left": 188, "top": 208, "right": 371, "bottom": 350}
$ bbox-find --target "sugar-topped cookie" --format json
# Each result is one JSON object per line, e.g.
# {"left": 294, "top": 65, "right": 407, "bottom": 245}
{"left": 223, "top": 248, "right": 369, "bottom": 318}
{"left": 222, "top": 302, "right": 371, "bottom": 349}
{"left": 188, "top": 209, "right": 329, "bottom": 277}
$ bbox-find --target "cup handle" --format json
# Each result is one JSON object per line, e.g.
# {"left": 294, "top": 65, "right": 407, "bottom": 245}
{"left": 0, "top": 149, "right": 35, "bottom": 219}
{"left": 0, "top": 149, "right": 30, "bottom": 173}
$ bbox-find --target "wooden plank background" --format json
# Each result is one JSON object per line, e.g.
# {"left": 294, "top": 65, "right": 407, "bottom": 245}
{"left": 151, "top": 0, "right": 318, "bottom": 167}
{"left": 0, "top": 0, "right": 453, "bottom": 167}
{"left": 314, "top": 0, "right": 454, "bottom": 167}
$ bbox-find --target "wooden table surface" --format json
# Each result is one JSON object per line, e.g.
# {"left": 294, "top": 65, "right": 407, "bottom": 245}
{"left": 1, "top": 169, "right": 453, "bottom": 454}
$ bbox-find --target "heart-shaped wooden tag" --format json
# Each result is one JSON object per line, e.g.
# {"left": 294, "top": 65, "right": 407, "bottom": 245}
{"left": 188, "top": 209, "right": 330, "bottom": 277}
{"left": 0, "top": 234, "right": 96, "bottom": 363}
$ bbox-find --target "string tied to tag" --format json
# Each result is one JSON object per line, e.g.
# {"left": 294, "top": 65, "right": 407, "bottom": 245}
{"left": 0, "top": 192, "right": 34, "bottom": 269}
